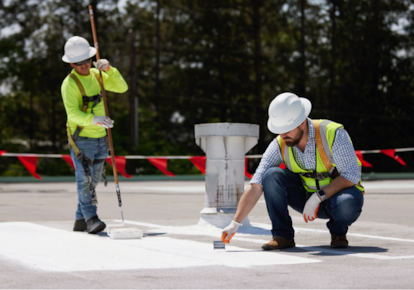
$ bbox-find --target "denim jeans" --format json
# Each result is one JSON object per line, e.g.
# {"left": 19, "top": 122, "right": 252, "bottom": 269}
{"left": 70, "top": 136, "right": 108, "bottom": 221}
{"left": 262, "top": 167, "right": 364, "bottom": 240}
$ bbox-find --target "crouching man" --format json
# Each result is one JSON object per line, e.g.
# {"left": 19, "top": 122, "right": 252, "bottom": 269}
{"left": 221, "top": 92, "right": 364, "bottom": 249}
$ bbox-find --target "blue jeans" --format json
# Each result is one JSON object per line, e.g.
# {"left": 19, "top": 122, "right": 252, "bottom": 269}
{"left": 70, "top": 136, "right": 108, "bottom": 221}
{"left": 262, "top": 167, "right": 364, "bottom": 240}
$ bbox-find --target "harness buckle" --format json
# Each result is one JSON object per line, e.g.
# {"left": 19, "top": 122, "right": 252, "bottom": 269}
{"left": 300, "top": 172, "right": 330, "bottom": 181}
{"left": 75, "top": 151, "right": 84, "bottom": 160}
{"left": 315, "top": 172, "right": 328, "bottom": 181}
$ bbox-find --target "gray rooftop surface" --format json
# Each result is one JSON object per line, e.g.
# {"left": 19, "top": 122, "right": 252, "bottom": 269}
{"left": 0, "top": 179, "right": 413, "bottom": 289}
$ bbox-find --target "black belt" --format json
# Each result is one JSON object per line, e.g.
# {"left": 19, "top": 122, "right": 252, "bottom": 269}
{"left": 299, "top": 172, "right": 331, "bottom": 181}
{"left": 299, "top": 167, "right": 339, "bottom": 181}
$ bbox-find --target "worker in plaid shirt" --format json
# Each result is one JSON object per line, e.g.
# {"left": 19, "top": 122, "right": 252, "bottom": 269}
{"left": 221, "top": 92, "right": 364, "bottom": 250}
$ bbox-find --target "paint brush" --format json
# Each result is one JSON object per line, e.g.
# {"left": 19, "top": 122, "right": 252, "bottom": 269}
{"left": 213, "top": 241, "right": 226, "bottom": 250}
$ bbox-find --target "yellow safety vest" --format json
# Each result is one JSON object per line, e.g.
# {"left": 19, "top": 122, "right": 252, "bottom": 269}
{"left": 277, "top": 119, "right": 364, "bottom": 193}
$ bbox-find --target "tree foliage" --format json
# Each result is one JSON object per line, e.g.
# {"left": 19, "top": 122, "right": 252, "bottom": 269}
{"left": 1, "top": 0, "right": 413, "bottom": 176}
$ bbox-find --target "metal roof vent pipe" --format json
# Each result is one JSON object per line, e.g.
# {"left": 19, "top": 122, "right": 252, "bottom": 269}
{"left": 194, "top": 123, "right": 260, "bottom": 229}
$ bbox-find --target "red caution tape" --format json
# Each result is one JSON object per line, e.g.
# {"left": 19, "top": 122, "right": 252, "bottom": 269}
{"left": 1, "top": 146, "right": 413, "bottom": 180}
{"left": 62, "top": 155, "right": 75, "bottom": 169}
{"left": 380, "top": 149, "right": 406, "bottom": 166}
{"left": 106, "top": 156, "right": 132, "bottom": 178}
{"left": 147, "top": 158, "right": 176, "bottom": 177}
{"left": 355, "top": 151, "right": 373, "bottom": 167}
{"left": 189, "top": 156, "right": 206, "bottom": 174}
{"left": 245, "top": 158, "right": 253, "bottom": 179}
{"left": 17, "top": 156, "right": 41, "bottom": 179}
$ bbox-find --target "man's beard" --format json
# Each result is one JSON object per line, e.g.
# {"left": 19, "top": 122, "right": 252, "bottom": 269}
{"left": 283, "top": 128, "right": 304, "bottom": 147}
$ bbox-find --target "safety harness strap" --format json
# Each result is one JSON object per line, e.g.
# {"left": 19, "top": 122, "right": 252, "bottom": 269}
{"left": 69, "top": 73, "right": 102, "bottom": 136}
{"left": 67, "top": 123, "right": 98, "bottom": 205}
{"left": 313, "top": 120, "right": 363, "bottom": 191}
{"left": 69, "top": 74, "right": 86, "bottom": 97}
{"left": 66, "top": 73, "right": 108, "bottom": 202}
{"left": 300, "top": 172, "right": 331, "bottom": 180}
{"left": 313, "top": 120, "right": 333, "bottom": 171}
{"left": 69, "top": 74, "right": 88, "bottom": 112}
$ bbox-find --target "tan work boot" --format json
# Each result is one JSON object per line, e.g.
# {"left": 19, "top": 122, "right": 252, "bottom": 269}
{"left": 262, "top": 237, "right": 295, "bottom": 251}
{"left": 331, "top": 235, "right": 348, "bottom": 248}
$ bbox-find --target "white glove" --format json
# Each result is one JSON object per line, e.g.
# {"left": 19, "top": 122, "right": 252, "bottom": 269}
{"left": 92, "top": 116, "right": 114, "bottom": 128}
{"left": 221, "top": 220, "right": 241, "bottom": 244}
{"left": 303, "top": 192, "right": 321, "bottom": 223}
{"left": 93, "top": 59, "right": 110, "bottom": 71}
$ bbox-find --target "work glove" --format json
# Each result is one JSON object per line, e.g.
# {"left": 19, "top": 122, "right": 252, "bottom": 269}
{"left": 93, "top": 59, "right": 110, "bottom": 72}
{"left": 221, "top": 220, "right": 241, "bottom": 244}
{"left": 92, "top": 115, "right": 114, "bottom": 129}
{"left": 303, "top": 192, "right": 321, "bottom": 223}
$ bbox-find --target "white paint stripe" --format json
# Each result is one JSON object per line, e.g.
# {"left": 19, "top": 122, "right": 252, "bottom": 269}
{"left": 120, "top": 220, "right": 414, "bottom": 261}
{"left": 338, "top": 232, "right": 414, "bottom": 243}
{"left": 292, "top": 226, "right": 414, "bottom": 243}
{"left": 123, "top": 220, "right": 414, "bottom": 243}
{"left": 0, "top": 222, "right": 319, "bottom": 272}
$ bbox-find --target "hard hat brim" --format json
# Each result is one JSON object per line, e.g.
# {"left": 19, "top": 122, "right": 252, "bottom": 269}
{"left": 267, "top": 97, "right": 312, "bottom": 134}
{"left": 62, "top": 47, "right": 97, "bottom": 63}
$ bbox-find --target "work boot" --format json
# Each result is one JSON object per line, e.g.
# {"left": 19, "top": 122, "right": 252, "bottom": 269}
{"left": 331, "top": 235, "right": 348, "bottom": 248}
{"left": 73, "top": 219, "right": 87, "bottom": 231}
{"left": 86, "top": 216, "right": 106, "bottom": 234}
{"left": 262, "top": 237, "right": 295, "bottom": 251}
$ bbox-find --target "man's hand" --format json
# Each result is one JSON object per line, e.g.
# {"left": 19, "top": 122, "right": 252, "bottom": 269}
{"left": 221, "top": 220, "right": 241, "bottom": 244}
{"left": 303, "top": 193, "right": 321, "bottom": 223}
{"left": 93, "top": 59, "right": 110, "bottom": 71}
{"left": 92, "top": 116, "right": 114, "bottom": 129}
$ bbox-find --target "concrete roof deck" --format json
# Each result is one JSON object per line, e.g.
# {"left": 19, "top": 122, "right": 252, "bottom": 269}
{"left": 0, "top": 179, "right": 413, "bottom": 289}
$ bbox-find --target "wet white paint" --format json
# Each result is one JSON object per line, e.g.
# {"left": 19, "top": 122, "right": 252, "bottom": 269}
{"left": 123, "top": 220, "right": 414, "bottom": 261}
{"left": 0, "top": 222, "right": 320, "bottom": 272}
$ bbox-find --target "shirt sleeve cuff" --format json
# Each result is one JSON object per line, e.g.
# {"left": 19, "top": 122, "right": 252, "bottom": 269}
{"left": 249, "top": 175, "right": 263, "bottom": 186}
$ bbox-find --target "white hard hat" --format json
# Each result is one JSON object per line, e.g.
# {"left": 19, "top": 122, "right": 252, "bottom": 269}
{"left": 267, "top": 92, "right": 312, "bottom": 134}
{"left": 62, "top": 36, "right": 97, "bottom": 63}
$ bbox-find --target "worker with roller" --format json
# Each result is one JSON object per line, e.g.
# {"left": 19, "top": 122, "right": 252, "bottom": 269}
{"left": 222, "top": 92, "right": 364, "bottom": 249}
{"left": 60, "top": 35, "right": 128, "bottom": 234}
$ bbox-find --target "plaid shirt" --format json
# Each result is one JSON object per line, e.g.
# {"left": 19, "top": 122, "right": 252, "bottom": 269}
{"left": 250, "top": 118, "right": 361, "bottom": 186}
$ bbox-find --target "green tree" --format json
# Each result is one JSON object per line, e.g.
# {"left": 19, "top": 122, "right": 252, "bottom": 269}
{"left": 1, "top": 0, "right": 414, "bottom": 177}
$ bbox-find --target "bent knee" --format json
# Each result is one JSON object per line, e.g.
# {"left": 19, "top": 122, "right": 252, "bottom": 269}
{"left": 263, "top": 167, "right": 285, "bottom": 183}
{"left": 333, "top": 193, "right": 363, "bottom": 222}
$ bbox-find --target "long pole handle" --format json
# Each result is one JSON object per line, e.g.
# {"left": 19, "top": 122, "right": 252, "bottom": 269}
{"left": 88, "top": 5, "right": 119, "bottom": 186}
